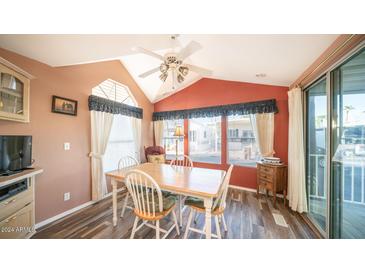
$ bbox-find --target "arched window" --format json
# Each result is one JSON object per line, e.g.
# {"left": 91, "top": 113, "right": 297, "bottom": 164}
{"left": 92, "top": 79, "right": 138, "bottom": 172}
{"left": 92, "top": 79, "right": 136, "bottom": 106}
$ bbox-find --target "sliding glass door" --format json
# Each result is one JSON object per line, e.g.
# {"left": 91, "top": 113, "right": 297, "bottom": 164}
{"left": 306, "top": 78, "right": 327, "bottom": 233}
{"left": 331, "top": 48, "right": 365, "bottom": 238}
{"left": 305, "top": 45, "right": 365, "bottom": 238}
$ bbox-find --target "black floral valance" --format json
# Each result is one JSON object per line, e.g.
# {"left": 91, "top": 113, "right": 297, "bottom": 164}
{"left": 152, "top": 99, "right": 278, "bottom": 121}
{"left": 88, "top": 95, "right": 143, "bottom": 119}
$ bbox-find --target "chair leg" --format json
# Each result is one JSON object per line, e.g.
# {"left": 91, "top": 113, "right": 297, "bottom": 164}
{"left": 130, "top": 216, "right": 139, "bottom": 239}
{"left": 214, "top": 216, "right": 222, "bottom": 239}
{"left": 222, "top": 214, "right": 228, "bottom": 232}
{"left": 121, "top": 192, "right": 129, "bottom": 218}
{"left": 184, "top": 209, "right": 194, "bottom": 239}
{"left": 156, "top": 220, "right": 160, "bottom": 239}
{"left": 179, "top": 195, "right": 183, "bottom": 227}
{"left": 172, "top": 209, "right": 180, "bottom": 235}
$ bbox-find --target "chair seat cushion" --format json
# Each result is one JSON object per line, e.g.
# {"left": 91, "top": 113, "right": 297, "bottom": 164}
{"left": 184, "top": 197, "right": 220, "bottom": 211}
{"left": 135, "top": 194, "right": 176, "bottom": 220}
{"left": 161, "top": 195, "right": 177, "bottom": 211}
{"left": 133, "top": 192, "right": 177, "bottom": 220}
{"left": 146, "top": 194, "right": 176, "bottom": 212}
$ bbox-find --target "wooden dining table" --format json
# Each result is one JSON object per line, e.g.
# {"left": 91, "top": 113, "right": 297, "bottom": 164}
{"left": 105, "top": 162, "right": 226, "bottom": 239}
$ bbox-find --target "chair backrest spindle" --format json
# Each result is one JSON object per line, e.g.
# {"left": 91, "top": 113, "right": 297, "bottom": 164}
{"left": 125, "top": 170, "right": 163, "bottom": 217}
{"left": 118, "top": 155, "right": 139, "bottom": 171}
{"left": 170, "top": 155, "right": 193, "bottom": 168}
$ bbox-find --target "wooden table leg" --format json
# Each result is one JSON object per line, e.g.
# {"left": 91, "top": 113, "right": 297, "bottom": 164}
{"left": 204, "top": 198, "right": 213, "bottom": 239}
{"left": 112, "top": 178, "right": 118, "bottom": 227}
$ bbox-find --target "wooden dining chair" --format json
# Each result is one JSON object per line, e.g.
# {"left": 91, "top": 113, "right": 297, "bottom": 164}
{"left": 170, "top": 155, "right": 193, "bottom": 168}
{"left": 118, "top": 155, "right": 139, "bottom": 218}
{"left": 125, "top": 170, "right": 180, "bottom": 239}
{"left": 170, "top": 155, "right": 193, "bottom": 227}
{"left": 183, "top": 165, "right": 234, "bottom": 239}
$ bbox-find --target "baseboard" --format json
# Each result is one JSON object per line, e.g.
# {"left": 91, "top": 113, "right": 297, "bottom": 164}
{"left": 35, "top": 200, "right": 96, "bottom": 230}
{"left": 229, "top": 184, "right": 285, "bottom": 198}
{"left": 228, "top": 184, "right": 256, "bottom": 193}
{"left": 34, "top": 189, "right": 123, "bottom": 230}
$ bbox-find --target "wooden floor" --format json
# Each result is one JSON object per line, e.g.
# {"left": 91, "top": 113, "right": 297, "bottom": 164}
{"left": 33, "top": 189, "right": 318, "bottom": 239}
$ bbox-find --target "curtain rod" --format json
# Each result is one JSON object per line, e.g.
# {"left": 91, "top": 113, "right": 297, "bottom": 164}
{"left": 295, "top": 34, "right": 356, "bottom": 88}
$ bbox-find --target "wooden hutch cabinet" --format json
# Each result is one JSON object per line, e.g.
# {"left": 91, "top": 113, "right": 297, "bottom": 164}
{"left": 256, "top": 162, "right": 288, "bottom": 207}
{"left": 0, "top": 57, "right": 33, "bottom": 123}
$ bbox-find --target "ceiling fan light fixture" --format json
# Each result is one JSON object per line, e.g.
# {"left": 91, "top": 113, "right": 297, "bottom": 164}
{"left": 134, "top": 38, "right": 209, "bottom": 99}
{"left": 177, "top": 73, "right": 184, "bottom": 83}
{"left": 178, "top": 66, "right": 189, "bottom": 76}
{"left": 159, "top": 72, "right": 168, "bottom": 82}
{"left": 160, "top": 63, "right": 168, "bottom": 73}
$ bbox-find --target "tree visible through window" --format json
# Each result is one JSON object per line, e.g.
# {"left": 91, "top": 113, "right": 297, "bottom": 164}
{"left": 92, "top": 79, "right": 137, "bottom": 172}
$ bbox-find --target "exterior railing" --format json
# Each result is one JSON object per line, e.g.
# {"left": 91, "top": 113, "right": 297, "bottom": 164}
{"left": 308, "top": 154, "right": 365, "bottom": 205}
{"left": 342, "top": 164, "right": 365, "bottom": 205}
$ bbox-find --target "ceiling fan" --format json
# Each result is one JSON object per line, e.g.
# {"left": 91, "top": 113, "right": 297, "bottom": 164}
{"left": 133, "top": 35, "right": 212, "bottom": 92}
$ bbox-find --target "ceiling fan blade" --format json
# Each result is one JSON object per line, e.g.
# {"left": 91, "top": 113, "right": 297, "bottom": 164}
{"left": 185, "top": 64, "right": 212, "bottom": 76}
{"left": 132, "top": 46, "right": 165, "bottom": 61}
{"left": 178, "top": 41, "right": 202, "bottom": 60}
{"left": 138, "top": 67, "right": 160, "bottom": 78}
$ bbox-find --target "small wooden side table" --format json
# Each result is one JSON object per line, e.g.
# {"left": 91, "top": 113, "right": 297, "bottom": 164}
{"left": 256, "top": 162, "right": 287, "bottom": 207}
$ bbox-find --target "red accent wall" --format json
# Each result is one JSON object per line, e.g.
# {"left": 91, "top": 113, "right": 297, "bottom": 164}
{"left": 154, "top": 78, "right": 289, "bottom": 190}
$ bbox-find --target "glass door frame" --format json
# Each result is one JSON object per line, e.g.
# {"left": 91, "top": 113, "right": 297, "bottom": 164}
{"left": 329, "top": 46, "right": 365, "bottom": 238}
{"left": 303, "top": 41, "right": 365, "bottom": 238}
{"left": 303, "top": 75, "right": 331, "bottom": 238}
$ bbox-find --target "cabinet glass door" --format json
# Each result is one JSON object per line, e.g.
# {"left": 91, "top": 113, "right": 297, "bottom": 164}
{"left": 0, "top": 62, "right": 29, "bottom": 123}
{"left": 331, "top": 48, "right": 365, "bottom": 238}
{"left": 0, "top": 72, "right": 24, "bottom": 115}
{"left": 306, "top": 78, "right": 327, "bottom": 233}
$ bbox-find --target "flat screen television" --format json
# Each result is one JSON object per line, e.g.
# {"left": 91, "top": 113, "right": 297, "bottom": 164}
{"left": 0, "top": 135, "right": 32, "bottom": 175}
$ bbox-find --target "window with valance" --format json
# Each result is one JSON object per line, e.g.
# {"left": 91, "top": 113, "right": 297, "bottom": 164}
{"left": 152, "top": 99, "right": 277, "bottom": 167}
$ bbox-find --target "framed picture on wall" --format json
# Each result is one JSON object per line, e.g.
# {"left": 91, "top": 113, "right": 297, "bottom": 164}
{"left": 52, "top": 95, "right": 78, "bottom": 116}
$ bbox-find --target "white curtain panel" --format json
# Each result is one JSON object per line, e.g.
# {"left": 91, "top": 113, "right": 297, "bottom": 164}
{"left": 89, "top": 111, "right": 114, "bottom": 201}
{"left": 153, "top": 120, "right": 164, "bottom": 147}
{"left": 131, "top": 117, "right": 142, "bottom": 163}
{"left": 250, "top": 113, "right": 275, "bottom": 157}
{"left": 287, "top": 87, "right": 308, "bottom": 213}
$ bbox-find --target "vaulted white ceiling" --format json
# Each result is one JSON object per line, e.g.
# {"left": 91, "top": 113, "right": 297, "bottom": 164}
{"left": 0, "top": 34, "right": 338, "bottom": 102}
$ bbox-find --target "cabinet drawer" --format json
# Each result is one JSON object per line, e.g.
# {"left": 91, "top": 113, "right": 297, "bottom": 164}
{"left": 0, "top": 203, "right": 34, "bottom": 239}
{"left": 0, "top": 186, "right": 33, "bottom": 222}
{"left": 260, "top": 166, "right": 274, "bottom": 174}
{"left": 258, "top": 180, "right": 273, "bottom": 190}
{"left": 259, "top": 172, "right": 273, "bottom": 182}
